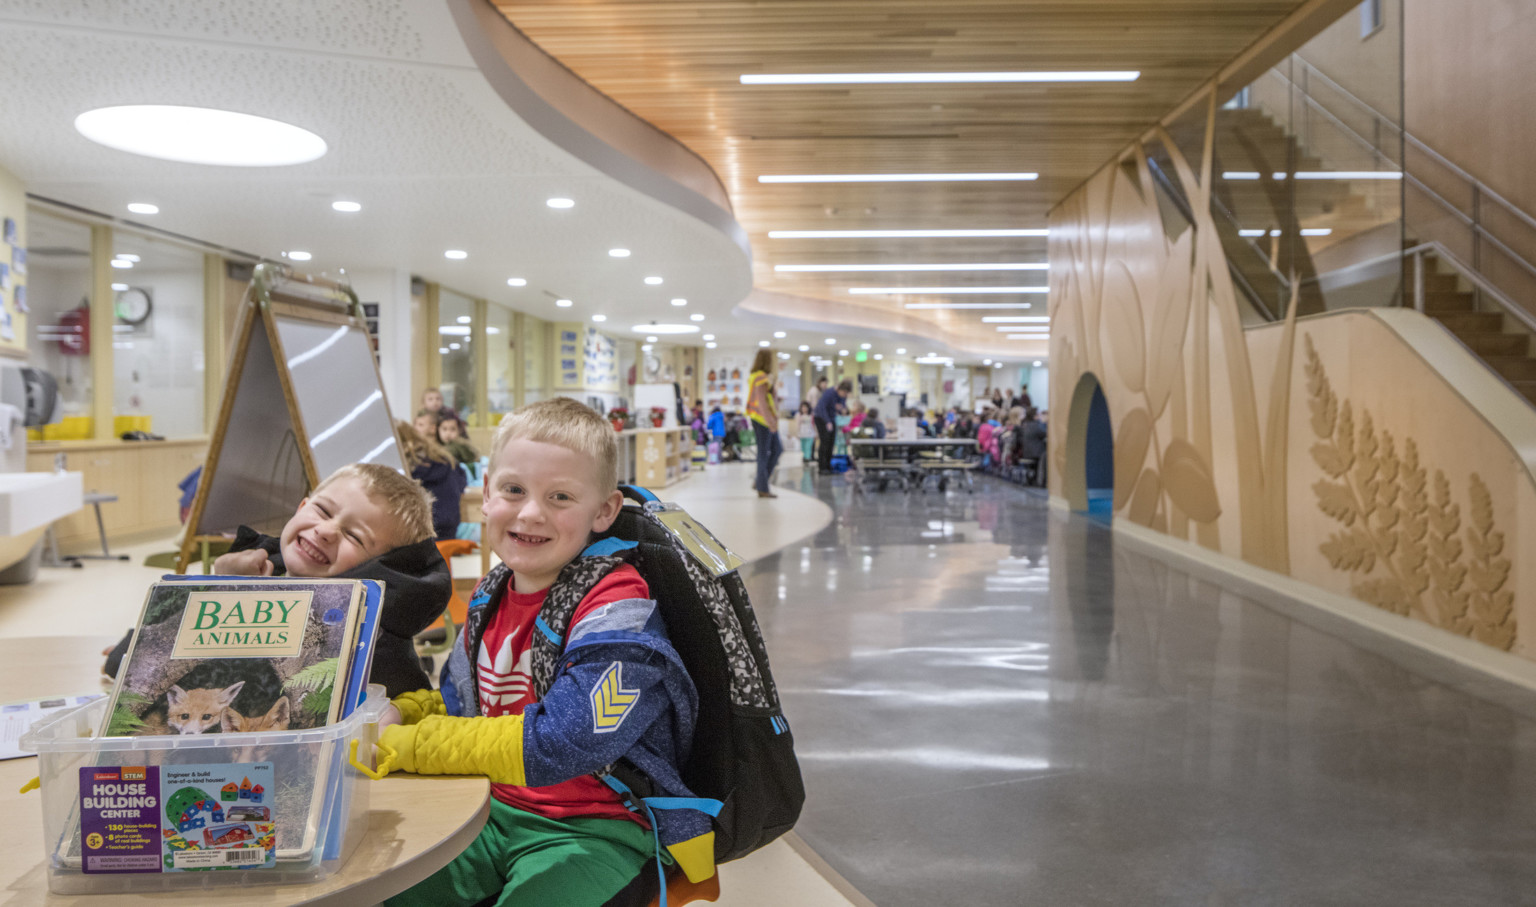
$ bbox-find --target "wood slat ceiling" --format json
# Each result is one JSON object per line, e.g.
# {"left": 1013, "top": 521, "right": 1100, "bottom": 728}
{"left": 494, "top": 0, "right": 1310, "bottom": 352}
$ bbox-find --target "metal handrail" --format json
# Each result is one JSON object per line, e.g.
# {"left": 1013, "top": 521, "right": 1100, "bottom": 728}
{"left": 1290, "top": 58, "right": 1536, "bottom": 237}
{"left": 1406, "top": 240, "right": 1536, "bottom": 337}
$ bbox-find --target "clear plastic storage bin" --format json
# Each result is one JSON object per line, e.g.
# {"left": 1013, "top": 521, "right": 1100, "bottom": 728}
{"left": 21, "top": 686, "right": 387, "bottom": 894}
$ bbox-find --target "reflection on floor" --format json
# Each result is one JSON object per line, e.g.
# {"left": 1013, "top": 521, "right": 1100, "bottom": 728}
{"left": 756, "top": 467, "right": 1536, "bottom": 905}
{"left": 12, "top": 459, "right": 1536, "bottom": 904}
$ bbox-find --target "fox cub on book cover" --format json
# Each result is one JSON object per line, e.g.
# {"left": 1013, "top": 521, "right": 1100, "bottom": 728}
{"left": 102, "top": 580, "right": 365, "bottom": 738}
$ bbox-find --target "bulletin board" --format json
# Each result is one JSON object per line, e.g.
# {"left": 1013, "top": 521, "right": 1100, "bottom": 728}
{"left": 0, "top": 189, "right": 28, "bottom": 357}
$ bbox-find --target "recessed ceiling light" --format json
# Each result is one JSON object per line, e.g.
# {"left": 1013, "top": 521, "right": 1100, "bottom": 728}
{"left": 741, "top": 71, "right": 1139, "bottom": 85}
{"left": 1006, "top": 334, "right": 1049, "bottom": 340}
{"left": 644, "top": 276, "right": 663, "bottom": 286}
{"left": 896, "top": 348, "right": 907, "bottom": 354}
{"left": 982, "top": 316, "right": 1051, "bottom": 323}
{"left": 1033, "top": 360, "right": 1043, "bottom": 367}
{"left": 706, "top": 342, "right": 717, "bottom": 349}
{"left": 284, "top": 251, "right": 313, "bottom": 262}
{"left": 126, "top": 202, "right": 158, "bottom": 215}
{"left": 778, "top": 352, "right": 792, "bottom": 360}
{"left": 824, "top": 338, "right": 836, "bottom": 345}
{"left": 642, "top": 344, "right": 654, "bottom": 352}
{"left": 995, "top": 363, "right": 1005, "bottom": 368}
{"left": 75, "top": 105, "right": 327, "bottom": 166}
{"left": 507, "top": 278, "right": 527, "bottom": 287}
{"left": 671, "top": 298, "right": 687, "bottom": 306}
{"left": 703, "top": 334, "right": 715, "bottom": 341}
{"left": 487, "top": 326, "right": 502, "bottom": 335}
{"left": 904, "top": 302, "right": 1035, "bottom": 310}
{"left": 115, "top": 253, "right": 140, "bottom": 262}
{"left": 850, "top": 286, "right": 1048, "bottom": 295}
{"left": 111, "top": 282, "right": 128, "bottom": 291}
{"left": 609, "top": 248, "right": 631, "bottom": 257}
{"left": 439, "top": 347, "right": 449, "bottom": 354}
{"left": 556, "top": 298, "right": 573, "bottom": 307}
{"left": 331, "top": 200, "right": 362, "bottom": 213}
{"left": 983, "top": 359, "right": 993, "bottom": 365}
{"left": 760, "top": 173, "right": 1038, "bottom": 183}
{"left": 773, "top": 331, "right": 787, "bottom": 338}
{"left": 839, "top": 349, "right": 849, "bottom": 356}
{"left": 109, "top": 258, "right": 135, "bottom": 269}
{"left": 631, "top": 323, "right": 699, "bottom": 334}
{"left": 874, "top": 354, "right": 884, "bottom": 360}
{"left": 456, "top": 315, "right": 472, "bottom": 324}
{"left": 445, "top": 250, "right": 468, "bottom": 260}
{"left": 647, "top": 335, "right": 659, "bottom": 343}
{"left": 592, "top": 314, "right": 607, "bottom": 322}
{"left": 794, "top": 369, "right": 802, "bottom": 376}
{"left": 1300, "top": 229, "right": 1333, "bottom": 236}
{"left": 776, "top": 262, "right": 1048, "bottom": 272}
{"left": 769, "top": 229, "right": 1047, "bottom": 239}
{"left": 759, "top": 340, "right": 771, "bottom": 347}
{"left": 798, "top": 345, "right": 809, "bottom": 352}
{"left": 449, "top": 342, "right": 461, "bottom": 350}
{"left": 859, "top": 343, "right": 871, "bottom": 349}
{"left": 438, "top": 326, "right": 471, "bottom": 336}
{"left": 547, "top": 197, "right": 575, "bottom": 209}
{"left": 689, "top": 313, "right": 705, "bottom": 322}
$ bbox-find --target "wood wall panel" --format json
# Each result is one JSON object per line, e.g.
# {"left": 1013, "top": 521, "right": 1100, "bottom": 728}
{"left": 1051, "top": 86, "right": 1536, "bottom": 660}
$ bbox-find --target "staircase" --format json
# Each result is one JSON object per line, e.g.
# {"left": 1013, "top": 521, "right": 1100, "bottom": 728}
{"left": 1416, "top": 250, "right": 1536, "bottom": 403}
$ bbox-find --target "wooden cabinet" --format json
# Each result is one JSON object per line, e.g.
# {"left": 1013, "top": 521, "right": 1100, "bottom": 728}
{"left": 28, "top": 438, "right": 208, "bottom": 552}
{"left": 630, "top": 427, "right": 693, "bottom": 489}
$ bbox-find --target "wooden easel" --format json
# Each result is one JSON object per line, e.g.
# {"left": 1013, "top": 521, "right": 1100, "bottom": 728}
{"left": 176, "top": 264, "right": 403, "bottom": 573}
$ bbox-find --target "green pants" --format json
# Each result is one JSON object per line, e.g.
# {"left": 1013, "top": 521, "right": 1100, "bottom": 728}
{"left": 386, "top": 799, "right": 654, "bottom": 907}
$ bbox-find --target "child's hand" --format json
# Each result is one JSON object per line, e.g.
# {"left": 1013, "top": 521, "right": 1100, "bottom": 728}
{"left": 377, "top": 703, "right": 402, "bottom": 732}
{"left": 212, "top": 549, "right": 274, "bottom": 576}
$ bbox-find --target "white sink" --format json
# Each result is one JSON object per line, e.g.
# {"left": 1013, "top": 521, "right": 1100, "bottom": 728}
{"left": 0, "top": 472, "right": 83, "bottom": 535}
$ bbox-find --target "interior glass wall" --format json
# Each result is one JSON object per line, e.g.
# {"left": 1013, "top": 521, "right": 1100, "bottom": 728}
{"left": 26, "top": 210, "right": 93, "bottom": 426}
{"left": 110, "top": 230, "right": 205, "bottom": 438}
{"left": 437, "top": 288, "right": 475, "bottom": 421}
{"left": 522, "top": 314, "right": 547, "bottom": 405}
{"left": 486, "top": 301, "right": 514, "bottom": 422}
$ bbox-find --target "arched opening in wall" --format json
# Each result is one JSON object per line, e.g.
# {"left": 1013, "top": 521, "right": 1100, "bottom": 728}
{"left": 1063, "top": 372, "right": 1114, "bottom": 522}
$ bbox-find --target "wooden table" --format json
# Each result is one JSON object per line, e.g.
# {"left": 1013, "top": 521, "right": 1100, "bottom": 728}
{"left": 0, "top": 636, "right": 489, "bottom": 905}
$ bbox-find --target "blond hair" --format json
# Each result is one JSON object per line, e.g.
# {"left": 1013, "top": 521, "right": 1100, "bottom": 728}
{"left": 312, "top": 462, "right": 434, "bottom": 546}
{"left": 490, "top": 397, "right": 619, "bottom": 491}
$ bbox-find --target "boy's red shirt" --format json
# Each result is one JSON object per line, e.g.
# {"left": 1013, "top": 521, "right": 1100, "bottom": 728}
{"left": 474, "top": 564, "right": 649, "bottom": 826}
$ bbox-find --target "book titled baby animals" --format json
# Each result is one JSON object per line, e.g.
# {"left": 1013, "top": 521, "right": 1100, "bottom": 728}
{"left": 101, "top": 579, "right": 370, "bottom": 738}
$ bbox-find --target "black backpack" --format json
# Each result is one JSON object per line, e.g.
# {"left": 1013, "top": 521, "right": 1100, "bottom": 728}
{"left": 531, "top": 485, "right": 804, "bottom": 863}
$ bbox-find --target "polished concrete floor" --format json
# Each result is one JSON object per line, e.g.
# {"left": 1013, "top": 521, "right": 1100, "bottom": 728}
{"left": 13, "top": 461, "right": 1536, "bottom": 905}
{"left": 750, "top": 468, "right": 1536, "bottom": 906}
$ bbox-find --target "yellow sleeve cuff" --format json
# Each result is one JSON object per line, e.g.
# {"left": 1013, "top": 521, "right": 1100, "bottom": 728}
{"left": 391, "top": 689, "right": 445, "bottom": 725}
{"left": 378, "top": 723, "right": 419, "bottom": 774}
{"left": 666, "top": 831, "right": 716, "bottom": 883}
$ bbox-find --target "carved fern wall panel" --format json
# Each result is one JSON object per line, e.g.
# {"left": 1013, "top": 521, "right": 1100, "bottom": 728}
{"left": 1050, "top": 91, "right": 1533, "bottom": 660}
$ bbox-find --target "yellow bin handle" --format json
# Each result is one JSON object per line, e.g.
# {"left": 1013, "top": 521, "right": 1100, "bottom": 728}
{"left": 348, "top": 739, "right": 397, "bottom": 781}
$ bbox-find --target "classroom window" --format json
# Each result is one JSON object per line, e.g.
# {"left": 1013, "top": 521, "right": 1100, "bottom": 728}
{"left": 110, "top": 231, "right": 204, "bottom": 438}
{"left": 437, "top": 288, "right": 475, "bottom": 421}
{"left": 25, "top": 210, "right": 94, "bottom": 426}
{"left": 486, "top": 300, "right": 514, "bottom": 420}
{"left": 1359, "top": 0, "right": 1382, "bottom": 38}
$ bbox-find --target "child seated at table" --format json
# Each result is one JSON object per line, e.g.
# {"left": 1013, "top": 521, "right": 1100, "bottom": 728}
{"left": 103, "top": 463, "right": 452, "bottom": 698}
{"left": 374, "top": 397, "right": 712, "bottom": 907}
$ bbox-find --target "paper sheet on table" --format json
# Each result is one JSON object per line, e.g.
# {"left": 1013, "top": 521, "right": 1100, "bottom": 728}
{"left": 0, "top": 694, "right": 103, "bottom": 760}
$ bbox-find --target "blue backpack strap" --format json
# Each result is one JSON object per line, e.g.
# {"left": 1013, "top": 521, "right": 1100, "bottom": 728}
{"left": 620, "top": 484, "right": 660, "bottom": 504}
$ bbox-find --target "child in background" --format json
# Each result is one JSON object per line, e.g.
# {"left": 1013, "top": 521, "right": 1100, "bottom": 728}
{"left": 396, "top": 419, "right": 467, "bottom": 541}
{"left": 375, "top": 397, "right": 712, "bottom": 906}
{"left": 103, "top": 464, "right": 452, "bottom": 698}
{"left": 436, "top": 414, "right": 479, "bottom": 468}
{"left": 796, "top": 400, "right": 815, "bottom": 463}
{"left": 413, "top": 409, "right": 440, "bottom": 443}
{"left": 421, "top": 386, "right": 459, "bottom": 424}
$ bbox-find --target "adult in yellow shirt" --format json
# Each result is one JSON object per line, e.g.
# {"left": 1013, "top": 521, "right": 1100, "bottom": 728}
{"left": 745, "top": 349, "right": 782, "bottom": 499}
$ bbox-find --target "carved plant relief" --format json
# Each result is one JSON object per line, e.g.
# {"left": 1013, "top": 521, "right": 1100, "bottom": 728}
{"left": 1305, "top": 334, "right": 1515, "bottom": 649}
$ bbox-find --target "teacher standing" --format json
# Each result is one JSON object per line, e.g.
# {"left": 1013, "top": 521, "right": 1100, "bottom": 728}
{"left": 814, "top": 378, "right": 851, "bottom": 476}
{"left": 747, "top": 349, "right": 784, "bottom": 499}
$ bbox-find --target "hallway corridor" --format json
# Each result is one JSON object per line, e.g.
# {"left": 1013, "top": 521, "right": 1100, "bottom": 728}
{"left": 752, "top": 471, "right": 1536, "bottom": 906}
